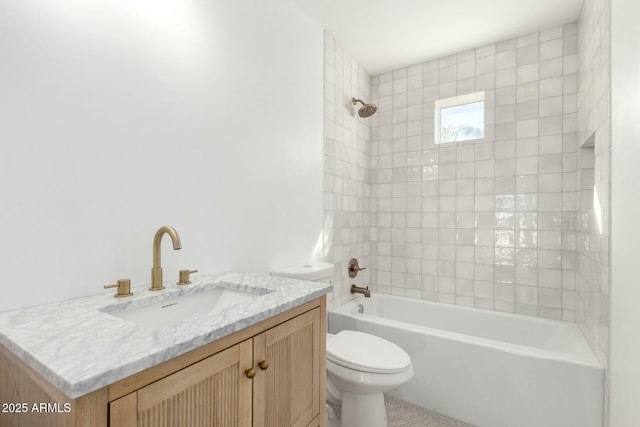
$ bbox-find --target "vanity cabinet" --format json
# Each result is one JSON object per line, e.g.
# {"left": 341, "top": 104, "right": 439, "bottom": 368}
{"left": 0, "top": 297, "right": 326, "bottom": 427}
{"left": 253, "top": 308, "right": 320, "bottom": 427}
{"left": 114, "top": 340, "right": 253, "bottom": 426}
{"left": 110, "top": 306, "right": 322, "bottom": 427}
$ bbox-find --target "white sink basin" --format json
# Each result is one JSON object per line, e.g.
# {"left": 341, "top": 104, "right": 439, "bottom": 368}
{"left": 103, "top": 286, "right": 264, "bottom": 330}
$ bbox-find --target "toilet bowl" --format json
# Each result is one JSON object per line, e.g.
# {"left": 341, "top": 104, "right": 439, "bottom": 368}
{"left": 326, "top": 330, "right": 414, "bottom": 427}
{"left": 270, "top": 263, "right": 413, "bottom": 427}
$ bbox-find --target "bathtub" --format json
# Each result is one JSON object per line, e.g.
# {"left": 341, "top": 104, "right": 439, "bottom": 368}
{"left": 328, "top": 294, "right": 603, "bottom": 427}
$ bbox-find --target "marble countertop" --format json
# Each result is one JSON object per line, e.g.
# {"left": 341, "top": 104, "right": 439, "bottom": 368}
{"left": 0, "top": 272, "right": 332, "bottom": 399}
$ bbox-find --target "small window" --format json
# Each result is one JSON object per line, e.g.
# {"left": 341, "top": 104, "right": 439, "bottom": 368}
{"left": 434, "top": 92, "right": 485, "bottom": 144}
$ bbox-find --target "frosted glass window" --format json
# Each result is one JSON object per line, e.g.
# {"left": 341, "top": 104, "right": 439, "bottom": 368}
{"left": 435, "top": 92, "right": 485, "bottom": 144}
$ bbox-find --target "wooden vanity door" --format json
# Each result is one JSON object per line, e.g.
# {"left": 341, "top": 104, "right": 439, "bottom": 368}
{"left": 109, "top": 339, "right": 253, "bottom": 427}
{"left": 252, "top": 308, "right": 322, "bottom": 427}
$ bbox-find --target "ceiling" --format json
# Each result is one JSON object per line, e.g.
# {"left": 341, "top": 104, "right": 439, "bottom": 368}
{"left": 295, "top": 0, "right": 585, "bottom": 76}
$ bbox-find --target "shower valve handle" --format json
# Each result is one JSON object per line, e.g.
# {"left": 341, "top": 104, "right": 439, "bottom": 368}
{"left": 348, "top": 258, "right": 367, "bottom": 278}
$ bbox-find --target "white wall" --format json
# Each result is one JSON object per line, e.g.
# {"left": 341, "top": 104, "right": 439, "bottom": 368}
{"left": 610, "top": 0, "right": 640, "bottom": 423}
{"left": 0, "top": 0, "right": 324, "bottom": 312}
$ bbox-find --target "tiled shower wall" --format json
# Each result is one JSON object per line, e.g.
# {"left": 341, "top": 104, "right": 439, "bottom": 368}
{"left": 577, "top": 0, "right": 611, "bottom": 366}
{"left": 323, "top": 32, "right": 371, "bottom": 310}
{"left": 368, "top": 24, "right": 580, "bottom": 319}
{"left": 577, "top": 0, "right": 611, "bottom": 422}
{"left": 323, "top": 12, "right": 610, "bottom": 427}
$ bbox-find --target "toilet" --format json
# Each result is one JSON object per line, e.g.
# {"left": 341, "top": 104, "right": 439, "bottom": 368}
{"left": 271, "top": 262, "right": 414, "bottom": 427}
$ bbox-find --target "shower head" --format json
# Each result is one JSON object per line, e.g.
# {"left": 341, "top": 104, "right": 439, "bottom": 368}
{"left": 352, "top": 97, "right": 378, "bottom": 118}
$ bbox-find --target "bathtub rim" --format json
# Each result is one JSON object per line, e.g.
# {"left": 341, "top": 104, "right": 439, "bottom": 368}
{"left": 331, "top": 294, "right": 603, "bottom": 371}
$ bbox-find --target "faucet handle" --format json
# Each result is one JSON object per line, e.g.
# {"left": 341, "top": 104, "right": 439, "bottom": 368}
{"left": 104, "top": 279, "right": 133, "bottom": 298}
{"left": 348, "top": 258, "right": 367, "bottom": 278}
{"left": 177, "top": 269, "right": 198, "bottom": 285}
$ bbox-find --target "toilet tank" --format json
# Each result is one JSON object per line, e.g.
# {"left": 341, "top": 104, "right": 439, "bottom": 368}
{"left": 271, "top": 262, "right": 334, "bottom": 283}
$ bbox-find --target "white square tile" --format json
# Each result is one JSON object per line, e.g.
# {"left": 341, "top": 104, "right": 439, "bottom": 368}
{"left": 457, "top": 61, "right": 476, "bottom": 79}
{"left": 516, "top": 249, "right": 538, "bottom": 267}
{"left": 564, "top": 34, "right": 578, "bottom": 56}
{"left": 476, "top": 72, "right": 496, "bottom": 90}
{"left": 517, "top": 82, "right": 539, "bottom": 102}
{"left": 496, "top": 51, "right": 517, "bottom": 70}
{"left": 539, "top": 115, "right": 563, "bottom": 136}
{"left": 516, "top": 267, "right": 538, "bottom": 285}
{"left": 423, "top": 69, "right": 439, "bottom": 86}
{"left": 539, "top": 173, "right": 563, "bottom": 192}
{"left": 475, "top": 246, "right": 495, "bottom": 264}
{"left": 538, "top": 230, "right": 562, "bottom": 249}
{"left": 563, "top": 54, "right": 578, "bottom": 75}
{"left": 540, "top": 38, "right": 563, "bottom": 60}
{"left": 477, "top": 44, "right": 496, "bottom": 58}
{"left": 517, "top": 230, "right": 538, "bottom": 248}
{"left": 539, "top": 96, "right": 563, "bottom": 117}
{"left": 495, "top": 212, "right": 515, "bottom": 229}
{"left": 495, "top": 176, "right": 515, "bottom": 193}
{"left": 517, "top": 31, "right": 539, "bottom": 47}
{"left": 515, "top": 138, "right": 538, "bottom": 157}
{"left": 539, "top": 57, "right": 564, "bottom": 79}
{"left": 496, "top": 38, "right": 517, "bottom": 52}
{"left": 475, "top": 212, "right": 495, "bottom": 229}
{"left": 516, "top": 119, "right": 539, "bottom": 138}
{"left": 495, "top": 122, "right": 516, "bottom": 141}
{"left": 439, "top": 82, "right": 456, "bottom": 98}
{"left": 538, "top": 249, "right": 562, "bottom": 269}
{"left": 539, "top": 77, "right": 563, "bottom": 98}
{"left": 476, "top": 55, "right": 496, "bottom": 74}
{"left": 495, "top": 104, "right": 516, "bottom": 123}
{"left": 496, "top": 68, "right": 517, "bottom": 88}
{"left": 538, "top": 268, "right": 562, "bottom": 289}
{"left": 495, "top": 284, "right": 515, "bottom": 302}
{"left": 516, "top": 156, "right": 538, "bottom": 175}
{"left": 496, "top": 86, "right": 517, "bottom": 105}
{"left": 495, "top": 230, "right": 515, "bottom": 247}
{"left": 516, "top": 284, "right": 538, "bottom": 304}
{"left": 495, "top": 141, "right": 516, "bottom": 159}
{"left": 439, "top": 64, "right": 457, "bottom": 83}
{"left": 540, "top": 25, "right": 563, "bottom": 42}
{"left": 495, "top": 158, "right": 516, "bottom": 176}
{"left": 539, "top": 154, "right": 563, "bottom": 173}
{"left": 516, "top": 193, "right": 538, "bottom": 211}
{"left": 457, "top": 50, "right": 475, "bottom": 63}
{"left": 517, "top": 100, "right": 539, "bottom": 120}
{"left": 517, "top": 212, "right": 538, "bottom": 229}
{"left": 475, "top": 229, "right": 495, "bottom": 246}
{"left": 517, "top": 44, "right": 539, "bottom": 65}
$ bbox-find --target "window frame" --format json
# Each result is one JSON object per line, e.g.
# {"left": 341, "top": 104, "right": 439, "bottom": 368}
{"left": 434, "top": 91, "right": 486, "bottom": 144}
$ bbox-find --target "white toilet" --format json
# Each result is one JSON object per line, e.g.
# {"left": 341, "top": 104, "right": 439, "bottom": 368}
{"left": 271, "top": 262, "right": 414, "bottom": 427}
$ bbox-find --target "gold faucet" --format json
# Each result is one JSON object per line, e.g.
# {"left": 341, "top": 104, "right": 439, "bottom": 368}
{"left": 351, "top": 284, "right": 371, "bottom": 297}
{"left": 150, "top": 226, "right": 182, "bottom": 291}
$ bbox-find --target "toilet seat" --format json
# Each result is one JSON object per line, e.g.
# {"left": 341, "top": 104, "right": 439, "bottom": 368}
{"left": 327, "top": 330, "right": 411, "bottom": 374}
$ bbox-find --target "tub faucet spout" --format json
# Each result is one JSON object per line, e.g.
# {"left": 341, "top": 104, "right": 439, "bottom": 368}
{"left": 351, "top": 284, "right": 371, "bottom": 298}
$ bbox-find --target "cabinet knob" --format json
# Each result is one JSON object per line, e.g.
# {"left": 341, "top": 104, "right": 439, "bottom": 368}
{"left": 245, "top": 368, "right": 256, "bottom": 379}
{"left": 258, "top": 360, "right": 269, "bottom": 371}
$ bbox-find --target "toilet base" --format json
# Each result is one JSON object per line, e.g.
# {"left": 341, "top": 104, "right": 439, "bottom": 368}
{"left": 340, "top": 392, "right": 388, "bottom": 427}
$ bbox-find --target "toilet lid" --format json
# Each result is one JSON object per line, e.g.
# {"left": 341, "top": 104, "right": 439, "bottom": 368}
{"left": 327, "top": 330, "right": 411, "bottom": 374}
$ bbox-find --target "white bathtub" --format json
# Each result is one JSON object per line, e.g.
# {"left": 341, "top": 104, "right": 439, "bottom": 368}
{"left": 329, "top": 294, "right": 603, "bottom": 427}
